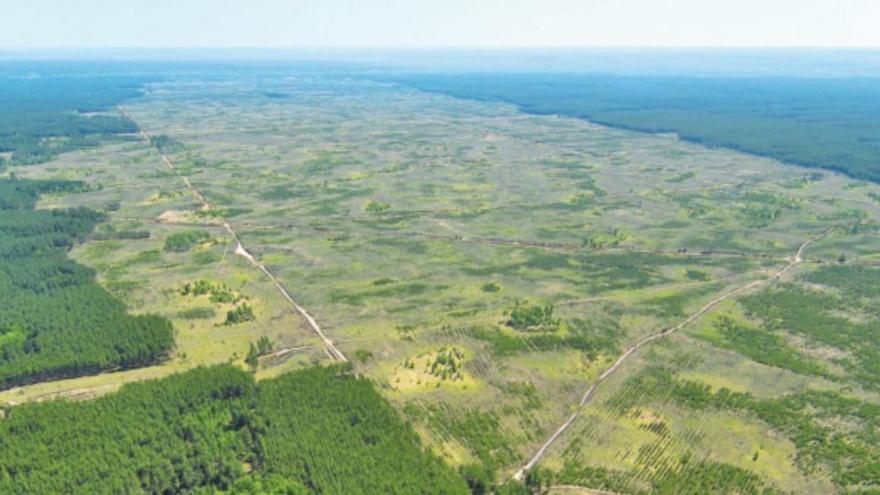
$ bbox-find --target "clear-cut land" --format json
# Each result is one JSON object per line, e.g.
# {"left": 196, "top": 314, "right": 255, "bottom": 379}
{"left": 6, "top": 74, "right": 880, "bottom": 494}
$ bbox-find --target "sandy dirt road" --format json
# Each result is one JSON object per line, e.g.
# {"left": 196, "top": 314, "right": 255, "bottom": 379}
{"left": 512, "top": 225, "right": 838, "bottom": 481}
{"left": 121, "top": 108, "right": 348, "bottom": 363}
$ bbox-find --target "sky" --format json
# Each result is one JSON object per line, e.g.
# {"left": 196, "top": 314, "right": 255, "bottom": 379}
{"left": 2, "top": 0, "right": 879, "bottom": 49}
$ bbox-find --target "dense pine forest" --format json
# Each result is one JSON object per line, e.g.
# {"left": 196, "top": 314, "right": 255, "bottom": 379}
{"left": 257, "top": 365, "right": 468, "bottom": 494}
{"left": 0, "top": 364, "right": 470, "bottom": 494}
{"left": 0, "top": 70, "right": 174, "bottom": 388}
{"left": 0, "top": 179, "right": 174, "bottom": 389}
{"left": 0, "top": 75, "right": 145, "bottom": 166}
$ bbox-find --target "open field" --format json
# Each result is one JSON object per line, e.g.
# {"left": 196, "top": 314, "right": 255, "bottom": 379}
{"left": 6, "top": 73, "right": 880, "bottom": 492}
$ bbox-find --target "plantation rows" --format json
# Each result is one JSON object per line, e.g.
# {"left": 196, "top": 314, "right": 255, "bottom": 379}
{"left": 598, "top": 364, "right": 880, "bottom": 492}
{"left": 742, "top": 283, "right": 880, "bottom": 391}
{"left": 549, "top": 362, "right": 776, "bottom": 495}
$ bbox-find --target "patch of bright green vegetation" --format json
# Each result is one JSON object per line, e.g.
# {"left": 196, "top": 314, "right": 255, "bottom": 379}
{"left": 176, "top": 307, "right": 216, "bottom": 320}
{"left": 425, "top": 346, "right": 466, "bottom": 381}
{"left": 696, "top": 315, "right": 829, "bottom": 377}
{"left": 472, "top": 317, "right": 619, "bottom": 360}
{"left": 164, "top": 230, "right": 211, "bottom": 253}
{"left": 365, "top": 200, "right": 391, "bottom": 213}
{"left": 582, "top": 228, "right": 628, "bottom": 249}
{"left": 191, "top": 249, "right": 220, "bottom": 265}
{"left": 223, "top": 474, "right": 308, "bottom": 495}
{"left": 355, "top": 349, "right": 374, "bottom": 363}
{"left": 244, "top": 336, "right": 273, "bottom": 369}
{"left": 91, "top": 223, "right": 151, "bottom": 241}
{"left": 181, "top": 279, "right": 245, "bottom": 304}
{"left": 480, "top": 282, "right": 501, "bottom": 293}
{"left": 806, "top": 264, "right": 880, "bottom": 301}
{"left": 613, "top": 366, "right": 880, "bottom": 492}
{"left": 0, "top": 179, "right": 173, "bottom": 390}
{"left": 684, "top": 269, "right": 709, "bottom": 281}
{"left": 225, "top": 303, "right": 256, "bottom": 326}
{"left": 130, "top": 249, "right": 162, "bottom": 264}
{"left": 405, "top": 403, "right": 519, "bottom": 477}
{"left": 505, "top": 301, "right": 560, "bottom": 332}
{"left": 742, "top": 285, "right": 880, "bottom": 390}
{"left": 0, "top": 364, "right": 469, "bottom": 494}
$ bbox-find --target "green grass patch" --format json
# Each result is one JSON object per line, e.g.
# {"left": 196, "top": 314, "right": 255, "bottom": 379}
{"left": 164, "top": 230, "right": 210, "bottom": 253}
{"left": 696, "top": 315, "right": 829, "bottom": 377}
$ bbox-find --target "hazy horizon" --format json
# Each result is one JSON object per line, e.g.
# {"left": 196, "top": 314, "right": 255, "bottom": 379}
{"left": 3, "top": 1, "right": 879, "bottom": 49}
{"left": 4, "top": 47, "right": 880, "bottom": 78}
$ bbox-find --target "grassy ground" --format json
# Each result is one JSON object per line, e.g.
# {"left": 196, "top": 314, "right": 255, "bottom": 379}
{"left": 0, "top": 138, "right": 324, "bottom": 405}
{"left": 5, "top": 74, "right": 880, "bottom": 492}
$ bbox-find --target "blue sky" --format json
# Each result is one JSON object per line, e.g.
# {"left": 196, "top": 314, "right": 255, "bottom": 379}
{"left": 3, "top": 0, "right": 878, "bottom": 48}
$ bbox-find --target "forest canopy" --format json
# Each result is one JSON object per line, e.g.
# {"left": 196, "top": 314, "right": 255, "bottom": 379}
{"left": 0, "top": 364, "right": 469, "bottom": 495}
{"left": 0, "top": 75, "right": 145, "bottom": 166}
{"left": 0, "top": 179, "right": 174, "bottom": 389}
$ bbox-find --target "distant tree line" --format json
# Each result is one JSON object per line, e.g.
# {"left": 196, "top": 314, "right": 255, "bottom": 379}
{"left": 0, "top": 76, "right": 146, "bottom": 166}
{"left": 388, "top": 73, "right": 880, "bottom": 183}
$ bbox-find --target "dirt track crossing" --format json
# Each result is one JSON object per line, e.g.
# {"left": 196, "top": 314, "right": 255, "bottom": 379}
{"left": 120, "top": 108, "right": 348, "bottom": 363}
{"left": 512, "top": 225, "right": 838, "bottom": 481}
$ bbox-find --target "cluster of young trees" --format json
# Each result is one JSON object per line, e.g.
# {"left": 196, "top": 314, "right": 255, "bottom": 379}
{"left": 473, "top": 317, "right": 619, "bottom": 361}
{"left": 225, "top": 304, "right": 256, "bottom": 326}
{"left": 611, "top": 366, "right": 880, "bottom": 491}
{"left": 406, "top": 403, "right": 519, "bottom": 485}
{"left": 244, "top": 336, "right": 273, "bottom": 369}
{"left": 181, "top": 279, "right": 244, "bottom": 304}
{"left": 743, "top": 285, "right": 880, "bottom": 390}
{"left": 505, "top": 302, "right": 559, "bottom": 332}
{"left": 427, "top": 346, "right": 465, "bottom": 381}
{"left": 148, "top": 135, "right": 184, "bottom": 155}
{"left": 0, "top": 364, "right": 471, "bottom": 494}
{"left": 0, "top": 179, "right": 174, "bottom": 390}
{"left": 164, "top": 230, "right": 211, "bottom": 253}
{"left": 549, "top": 457, "right": 771, "bottom": 495}
{"left": 699, "top": 315, "right": 828, "bottom": 377}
